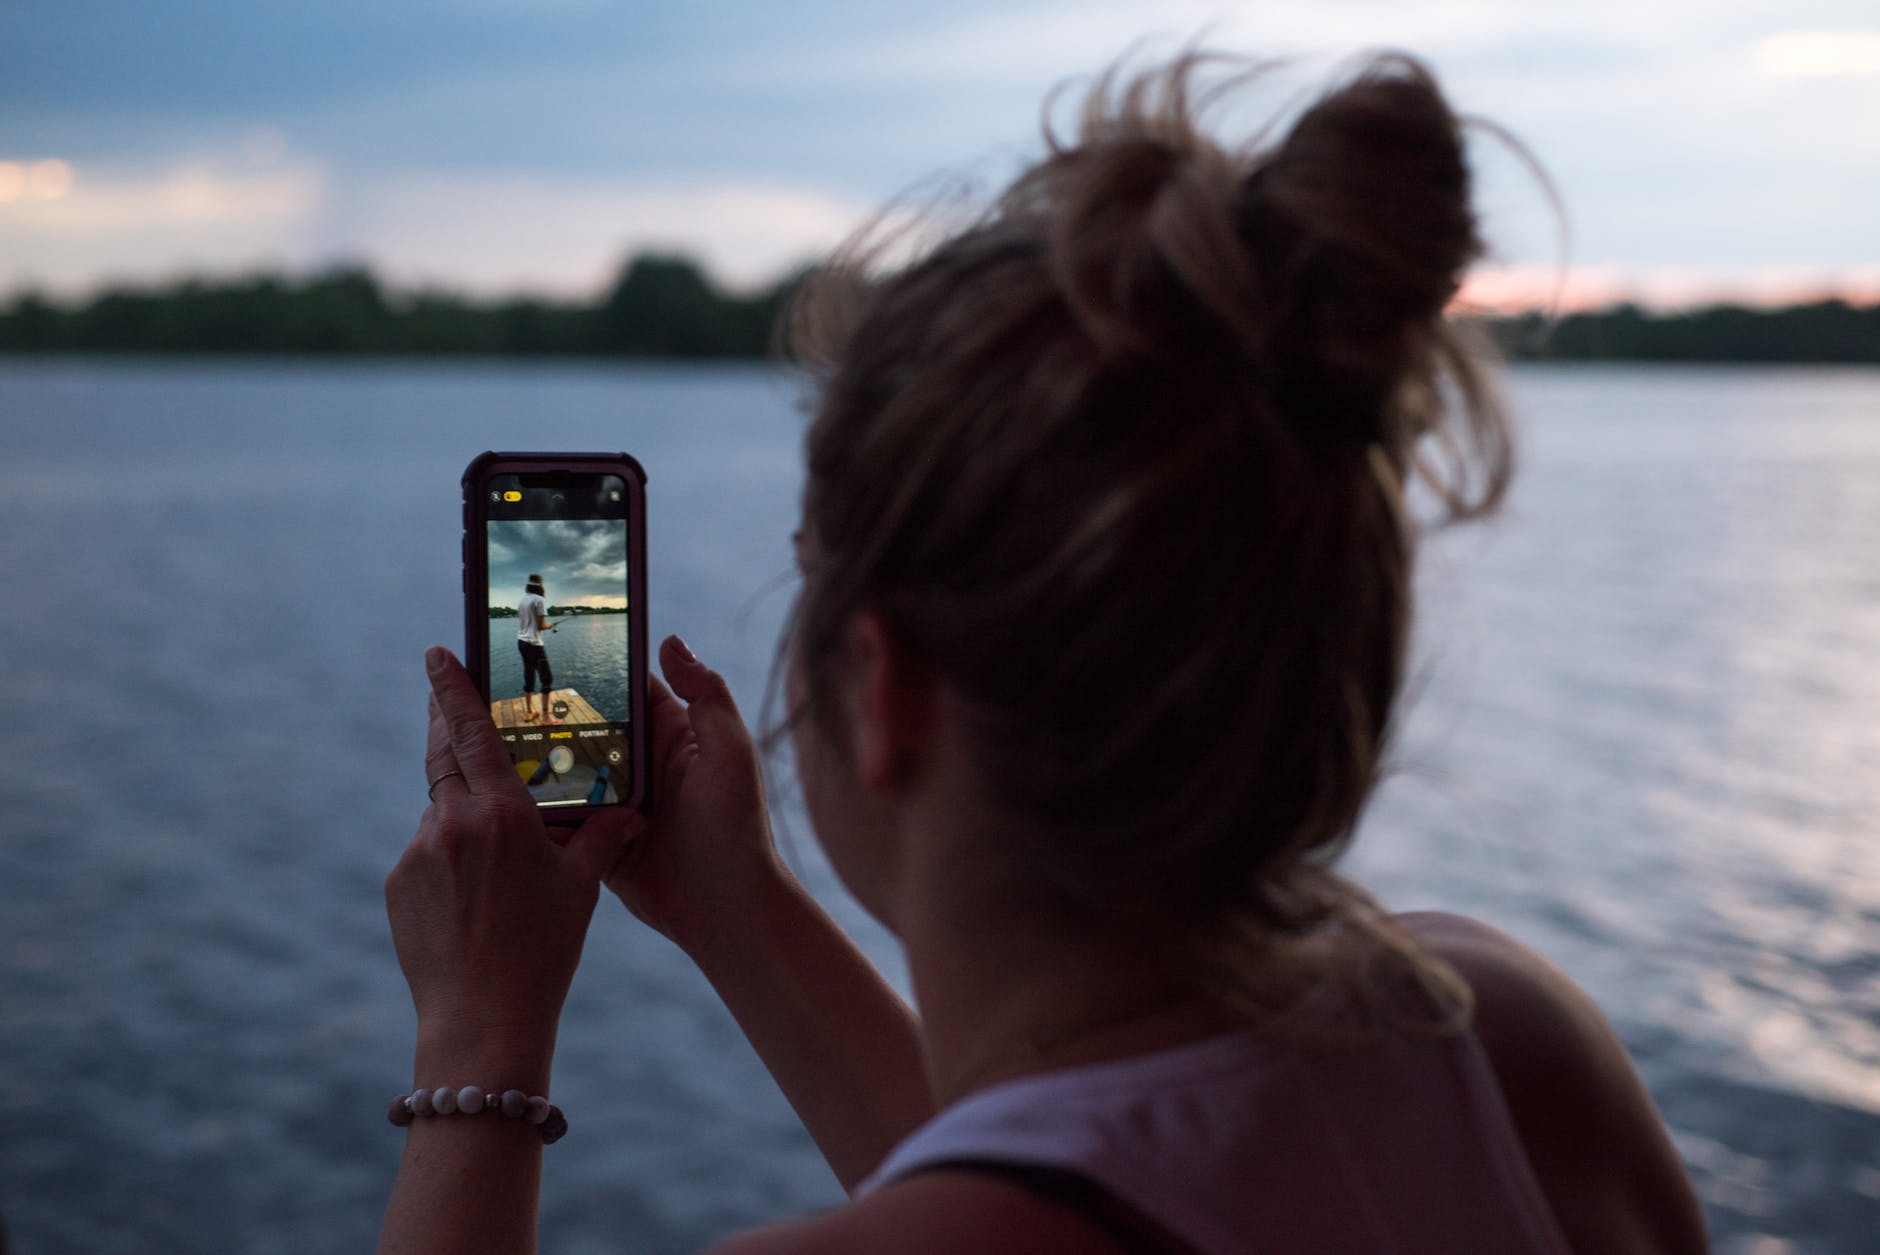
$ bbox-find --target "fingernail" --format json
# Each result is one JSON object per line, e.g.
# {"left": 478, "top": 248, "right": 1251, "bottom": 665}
{"left": 426, "top": 646, "right": 447, "bottom": 677}
{"left": 672, "top": 636, "right": 697, "bottom": 663}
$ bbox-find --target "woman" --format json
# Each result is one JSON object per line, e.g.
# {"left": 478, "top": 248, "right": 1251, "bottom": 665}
{"left": 382, "top": 51, "right": 1708, "bottom": 1253}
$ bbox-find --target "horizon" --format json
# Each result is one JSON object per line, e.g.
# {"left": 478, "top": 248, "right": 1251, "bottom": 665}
{"left": 8, "top": 249, "right": 1877, "bottom": 319}
{"left": 3, "top": 4, "right": 1876, "bottom": 312}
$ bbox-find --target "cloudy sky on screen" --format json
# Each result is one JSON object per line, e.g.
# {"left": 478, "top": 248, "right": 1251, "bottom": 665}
{"left": 488, "top": 519, "right": 627, "bottom": 612}
{"left": 3, "top": 0, "right": 1877, "bottom": 309}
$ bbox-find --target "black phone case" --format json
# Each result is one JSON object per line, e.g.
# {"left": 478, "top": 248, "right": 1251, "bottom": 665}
{"left": 462, "top": 450, "right": 651, "bottom": 814}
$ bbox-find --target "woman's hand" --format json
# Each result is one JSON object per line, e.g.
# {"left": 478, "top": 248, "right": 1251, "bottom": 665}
{"left": 605, "top": 636, "right": 789, "bottom": 956}
{"left": 386, "top": 647, "right": 636, "bottom": 1064}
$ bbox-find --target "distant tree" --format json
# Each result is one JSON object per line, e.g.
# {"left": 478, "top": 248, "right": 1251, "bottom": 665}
{"left": 596, "top": 253, "right": 744, "bottom": 357}
{"left": 0, "top": 290, "right": 66, "bottom": 350}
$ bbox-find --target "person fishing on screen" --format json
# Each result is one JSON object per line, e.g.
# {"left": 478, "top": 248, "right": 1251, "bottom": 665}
{"left": 516, "top": 573, "right": 560, "bottom": 725}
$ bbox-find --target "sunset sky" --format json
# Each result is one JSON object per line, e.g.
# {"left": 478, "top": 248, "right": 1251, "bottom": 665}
{"left": 3, "top": 1, "right": 1877, "bottom": 310}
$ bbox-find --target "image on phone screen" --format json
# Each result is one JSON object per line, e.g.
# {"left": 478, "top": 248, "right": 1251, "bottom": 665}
{"left": 481, "top": 474, "right": 633, "bottom": 807}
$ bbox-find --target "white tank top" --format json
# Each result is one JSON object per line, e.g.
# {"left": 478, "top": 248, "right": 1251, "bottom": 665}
{"left": 857, "top": 1026, "right": 1571, "bottom": 1254}
{"left": 517, "top": 593, "right": 547, "bottom": 645}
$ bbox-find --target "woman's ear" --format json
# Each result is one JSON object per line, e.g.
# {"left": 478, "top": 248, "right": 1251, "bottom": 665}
{"left": 840, "top": 609, "right": 934, "bottom": 792}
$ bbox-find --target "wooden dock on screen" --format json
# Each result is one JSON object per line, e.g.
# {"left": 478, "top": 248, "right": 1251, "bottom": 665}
{"left": 489, "top": 687, "right": 606, "bottom": 730}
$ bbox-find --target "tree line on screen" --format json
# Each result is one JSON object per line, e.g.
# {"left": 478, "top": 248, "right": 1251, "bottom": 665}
{"left": 1, "top": 253, "right": 1876, "bottom": 363}
{"left": 488, "top": 606, "right": 626, "bottom": 617}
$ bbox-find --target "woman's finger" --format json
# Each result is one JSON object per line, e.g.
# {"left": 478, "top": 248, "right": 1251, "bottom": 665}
{"left": 659, "top": 636, "right": 746, "bottom": 731}
{"left": 647, "top": 672, "right": 709, "bottom": 799}
{"left": 647, "top": 672, "right": 691, "bottom": 753}
{"left": 425, "top": 646, "right": 521, "bottom": 797}
{"left": 423, "top": 693, "right": 470, "bottom": 808}
{"left": 423, "top": 691, "right": 465, "bottom": 803}
{"left": 659, "top": 637, "right": 754, "bottom": 768}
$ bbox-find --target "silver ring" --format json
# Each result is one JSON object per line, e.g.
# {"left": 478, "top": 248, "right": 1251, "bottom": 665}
{"left": 427, "top": 769, "right": 466, "bottom": 800}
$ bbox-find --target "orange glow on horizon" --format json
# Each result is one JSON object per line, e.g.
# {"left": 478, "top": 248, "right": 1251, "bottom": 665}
{"left": 0, "top": 157, "right": 75, "bottom": 203}
{"left": 1457, "top": 265, "right": 1880, "bottom": 315}
{"left": 28, "top": 159, "right": 73, "bottom": 200}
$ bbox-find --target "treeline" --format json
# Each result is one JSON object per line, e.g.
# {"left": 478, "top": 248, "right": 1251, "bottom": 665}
{"left": 0, "top": 254, "right": 796, "bottom": 358}
{"left": 489, "top": 606, "right": 625, "bottom": 617}
{"left": 1, "top": 254, "right": 1876, "bottom": 363}
{"left": 1488, "top": 300, "right": 1880, "bottom": 364}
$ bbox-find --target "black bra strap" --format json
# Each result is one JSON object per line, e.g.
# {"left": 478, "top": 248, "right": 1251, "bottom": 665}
{"left": 919, "top": 1158, "right": 1199, "bottom": 1255}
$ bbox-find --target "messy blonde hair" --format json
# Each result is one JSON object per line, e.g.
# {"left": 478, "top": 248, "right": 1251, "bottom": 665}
{"left": 788, "top": 51, "right": 1512, "bottom": 1035}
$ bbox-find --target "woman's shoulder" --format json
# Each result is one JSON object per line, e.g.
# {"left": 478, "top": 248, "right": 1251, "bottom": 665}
{"left": 1396, "top": 910, "right": 1660, "bottom": 1119}
{"left": 1397, "top": 911, "right": 1709, "bottom": 1255}
{"left": 702, "top": 1170, "right": 1137, "bottom": 1255}
{"left": 1398, "top": 911, "right": 1613, "bottom": 1047}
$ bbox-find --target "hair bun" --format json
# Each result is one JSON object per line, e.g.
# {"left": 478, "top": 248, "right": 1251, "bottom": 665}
{"left": 1011, "top": 52, "right": 1478, "bottom": 394}
{"left": 1252, "top": 55, "right": 1479, "bottom": 361}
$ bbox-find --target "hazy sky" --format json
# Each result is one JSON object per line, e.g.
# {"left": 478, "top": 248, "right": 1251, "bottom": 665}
{"left": 4, "top": 1, "right": 1877, "bottom": 308}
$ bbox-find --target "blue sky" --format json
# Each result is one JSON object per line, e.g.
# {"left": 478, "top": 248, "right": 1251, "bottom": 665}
{"left": 3, "top": 1, "right": 1877, "bottom": 308}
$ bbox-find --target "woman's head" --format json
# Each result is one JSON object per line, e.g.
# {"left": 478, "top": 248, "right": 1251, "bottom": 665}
{"left": 787, "top": 50, "right": 1511, "bottom": 1023}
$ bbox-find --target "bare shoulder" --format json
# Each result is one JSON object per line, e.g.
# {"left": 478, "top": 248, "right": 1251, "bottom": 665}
{"left": 703, "top": 1171, "right": 1135, "bottom": 1255}
{"left": 1397, "top": 911, "right": 1709, "bottom": 1255}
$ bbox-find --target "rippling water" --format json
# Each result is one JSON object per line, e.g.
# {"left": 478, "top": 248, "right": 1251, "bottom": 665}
{"left": 489, "top": 614, "right": 633, "bottom": 725}
{"left": 0, "top": 360, "right": 1874, "bottom": 1253}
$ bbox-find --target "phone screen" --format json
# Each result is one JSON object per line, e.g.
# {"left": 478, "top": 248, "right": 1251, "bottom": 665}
{"left": 477, "top": 470, "right": 635, "bottom": 808}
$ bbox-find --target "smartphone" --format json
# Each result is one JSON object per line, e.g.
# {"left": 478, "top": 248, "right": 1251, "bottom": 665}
{"left": 462, "top": 451, "right": 649, "bottom": 815}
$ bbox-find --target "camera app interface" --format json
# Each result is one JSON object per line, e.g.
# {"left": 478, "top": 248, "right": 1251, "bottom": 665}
{"left": 482, "top": 473, "right": 632, "bottom": 807}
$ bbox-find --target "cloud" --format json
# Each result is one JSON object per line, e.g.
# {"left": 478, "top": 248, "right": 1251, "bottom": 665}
{"left": 0, "top": 154, "right": 865, "bottom": 296}
{"left": 1755, "top": 30, "right": 1880, "bottom": 77}
{"left": 771, "top": 0, "right": 1723, "bottom": 89}
{"left": 734, "top": 1, "right": 1880, "bottom": 277}
{"left": 343, "top": 174, "right": 868, "bottom": 295}
{"left": 0, "top": 153, "right": 327, "bottom": 293}
{"left": 7, "top": 2, "right": 1877, "bottom": 302}
{"left": 489, "top": 518, "right": 628, "bottom": 608}
{"left": 7, "top": 164, "right": 323, "bottom": 233}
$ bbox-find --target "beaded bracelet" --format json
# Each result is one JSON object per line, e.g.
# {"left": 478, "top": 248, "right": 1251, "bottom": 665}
{"left": 387, "top": 1086, "right": 569, "bottom": 1145}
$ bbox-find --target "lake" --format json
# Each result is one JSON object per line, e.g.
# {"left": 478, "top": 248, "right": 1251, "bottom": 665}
{"left": 0, "top": 359, "right": 1875, "bottom": 1253}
